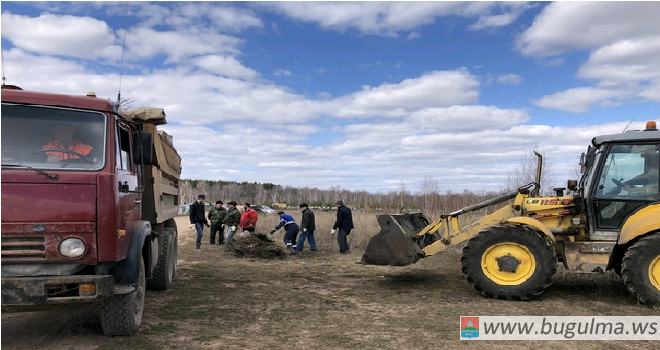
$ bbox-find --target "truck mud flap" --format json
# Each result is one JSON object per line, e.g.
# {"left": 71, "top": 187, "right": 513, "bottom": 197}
{"left": 361, "top": 213, "right": 428, "bottom": 266}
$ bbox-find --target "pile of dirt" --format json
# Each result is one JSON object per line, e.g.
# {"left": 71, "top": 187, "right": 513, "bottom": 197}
{"left": 229, "top": 232, "right": 287, "bottom": 259}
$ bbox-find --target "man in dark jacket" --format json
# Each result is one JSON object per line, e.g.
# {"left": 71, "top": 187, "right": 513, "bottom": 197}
{"left": 270, "top": 211, "right": 300, "bottom": 254}
{"left": 296, "top": 203, "right": 316, "bottom": 252}
{"left": 207, "top": 201, "right": 226, "bottom": 245}
{"left": 332, "top": 200, "right": 354, "bottom": 254}
{"left": 189, "top": 194, "right": 208, "bottom": 251}
{"left": 223, "top": 201, "right": 241, "bottom": 251}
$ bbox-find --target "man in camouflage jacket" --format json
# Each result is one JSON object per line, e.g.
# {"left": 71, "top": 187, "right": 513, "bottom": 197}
{"left": 207, "top": 201, "right": 226, "bottom": 245}
{"left": 223, "top": 201, "right": 241, "bottom": 250}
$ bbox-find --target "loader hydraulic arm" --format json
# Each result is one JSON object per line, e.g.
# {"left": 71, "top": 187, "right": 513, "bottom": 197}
{"left": 361, "top": 183, "right": 538, "bottom": 266}
{"left": 420, "top": 183, "right": 536, "bottom": 256}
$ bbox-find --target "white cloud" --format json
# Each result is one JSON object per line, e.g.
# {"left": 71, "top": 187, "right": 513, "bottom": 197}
{"left": 577, "top": 36, "right": 660, "bottom": 84}
{"left": 496, "top": 74, "right": 523, "bottom": 85}
{"left": 335, "top": 69, "right": 480, "bottom": 117}
{"left": 198, "top": 4, "right": 263, "bottom": 32}
{"left": 532, "top": 87, "right": 628, "bottom": 113}
{"left": 192, "top": 55, "right": 259, "bottom": 79}
{"left": 517, "top": 2, "right": 660, "bottom": 57}
{"left": 639, "top": 82, "right": 660, "bottom": 102}
{"left": 407, "top": 105, "right": 529, "bottom": 131}
{"left": 264, "top": 2, "right": 531, "bottom": 36}
{"left": 0, "top": 48, "right": 94, "bottom": 88}
{"left": 406, "top": 32, "right": 420, "bottom": 40}
{"left": 469, "top": 12, "right": 517, "bottom": 31}
{"left": 125, "top": 27, "right": 243, "bottom": 63}
{"left": 522, "top": 3, "right": 660, "bottom": 113}
{"left": 1, "top": 13, "right": 121, "bottom": 60}
{"left": 273, "top": 69, "right": 292, "bottom": 76}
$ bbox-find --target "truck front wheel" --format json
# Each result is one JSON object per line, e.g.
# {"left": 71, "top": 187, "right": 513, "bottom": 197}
{"left": 621, "top": 234, "right": 660, "bottom": 305}
{"left": 148, "top": 227, "right": 177, "bottom": 290}
{"left": 100, "top": 255, "right": 146, "bottom": 336}
{"left": 461, "top": 225, "right": 557, "bottom": 300}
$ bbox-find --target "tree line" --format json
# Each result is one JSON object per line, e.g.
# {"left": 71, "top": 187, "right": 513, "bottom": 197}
{"left": 178, "top": 149, "right": 564, "bottom": 216}
{"left": 180, "top": 178, "right": 512, "bottom": 216}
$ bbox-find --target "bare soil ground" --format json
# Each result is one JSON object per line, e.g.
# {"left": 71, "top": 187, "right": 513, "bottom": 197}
{"left": 2, "top": 213, "right": 658, "bottom": 350}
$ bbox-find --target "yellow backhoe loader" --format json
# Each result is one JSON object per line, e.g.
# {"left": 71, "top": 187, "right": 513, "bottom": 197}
{"left": 362, "top": 121, "right": 660, "bottom": 305}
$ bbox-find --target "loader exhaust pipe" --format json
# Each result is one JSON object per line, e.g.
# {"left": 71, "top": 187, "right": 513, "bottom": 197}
{"left": 533, "top": 150, "right": 542, "bottom": 196}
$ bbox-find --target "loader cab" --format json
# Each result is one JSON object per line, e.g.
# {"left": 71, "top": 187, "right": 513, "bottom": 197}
{"left": 582, "top": 122, "right": 660, "bottom": 240}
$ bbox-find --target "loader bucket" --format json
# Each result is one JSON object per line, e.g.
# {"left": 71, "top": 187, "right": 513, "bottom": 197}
{"left": 361, "top": 213, "right": 429, "bottom": 266}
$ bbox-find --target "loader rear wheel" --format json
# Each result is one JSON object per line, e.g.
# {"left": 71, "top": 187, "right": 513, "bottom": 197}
{"left": 621, "top": 234, "right": 660, "bottom": 305}
{"left": 461, "top": 225, "right": 557, "bottom": 300}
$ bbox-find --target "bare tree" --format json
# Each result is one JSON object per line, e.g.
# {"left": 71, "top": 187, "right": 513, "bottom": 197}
{"left": 399, "top": 181, "right": 408, "bottom": 209}
{"left": 420, "top": 176, "right": 438, "bottom": 212}
{"left": 504, "top": 149, "right": 556, "bottom": 195}
{"left": 118, "top": 97, "right": 136, "bottom": 110}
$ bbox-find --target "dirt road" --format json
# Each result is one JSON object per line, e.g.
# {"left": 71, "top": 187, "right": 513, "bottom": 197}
{"left": 2, "top": 215, "right": 658, "bottom": 350}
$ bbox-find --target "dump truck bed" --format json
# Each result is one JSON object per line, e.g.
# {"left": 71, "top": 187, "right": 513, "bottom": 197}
{"left": 127, "top": 108, "right": 182, "bottom": 224}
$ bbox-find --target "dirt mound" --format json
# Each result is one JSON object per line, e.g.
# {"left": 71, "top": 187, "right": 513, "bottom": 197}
{"left": 229, "top": 232, "right": 287, "bottom": 259}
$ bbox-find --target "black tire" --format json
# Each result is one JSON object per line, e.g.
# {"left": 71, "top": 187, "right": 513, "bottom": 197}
{"left": 172, "top": 229, "right": 178, "bottom": 278}
{"left": 461, "top": 225, "right": 557, "bottom": 301}
{"left": 100, "top": 255, "right": 146, "bottom": 336}
{"left": 621, "top": 234, "right": 660, "bottom": 306}
{"left": 148, "top": 228, "right": 176, "bottom": 290}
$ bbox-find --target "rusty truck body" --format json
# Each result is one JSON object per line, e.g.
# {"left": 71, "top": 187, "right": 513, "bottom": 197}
{"left": 1, "top": 85, "right": 181, "bottom": 335}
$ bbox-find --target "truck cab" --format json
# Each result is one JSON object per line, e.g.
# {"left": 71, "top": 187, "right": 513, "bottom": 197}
{"left": 1, "top": 85, "right": 180, "bottom": 335}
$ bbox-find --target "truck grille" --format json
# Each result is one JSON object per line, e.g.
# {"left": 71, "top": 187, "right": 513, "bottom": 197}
{"left": 1, "top": 236, "right": 46, "bottom": 261}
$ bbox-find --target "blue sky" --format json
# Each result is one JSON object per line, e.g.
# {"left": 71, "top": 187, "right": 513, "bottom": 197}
{"left": 2, "top": 2, "right": 659, "bottom": 193}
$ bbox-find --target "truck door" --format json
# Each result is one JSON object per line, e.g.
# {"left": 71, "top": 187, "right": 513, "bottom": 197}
{"left": 592, "top": 143, "right": 659, "bottom": 231}
{"left": 116, "top": 123, "right": 141, "bottom": 242}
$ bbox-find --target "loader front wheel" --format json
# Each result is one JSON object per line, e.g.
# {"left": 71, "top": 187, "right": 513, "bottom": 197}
{"left": 621, "top": 234, "right": 660, "bottom": 305}
{"left": 461, "top": 225, "right": 557, "bottom": 300}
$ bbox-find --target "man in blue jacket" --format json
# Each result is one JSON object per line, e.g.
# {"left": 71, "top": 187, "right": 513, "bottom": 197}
{"left": 271, "top": 210, "right": 300, "bottom": 254}
{"left": 331, "top": 200, "right": 354, "bottom": 254}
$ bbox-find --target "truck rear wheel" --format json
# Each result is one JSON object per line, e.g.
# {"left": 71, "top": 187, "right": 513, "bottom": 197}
{"left": 621, "top": 234, "right": 660, "bottom": 305}
{"left": 461, "top": 225, "right": 557, "bottom": 300}
{"left": 148, "top": 228, "right": 177, "bottom": 290}
{"left": 100, "top": 255, "right": 146, "bottom": 336}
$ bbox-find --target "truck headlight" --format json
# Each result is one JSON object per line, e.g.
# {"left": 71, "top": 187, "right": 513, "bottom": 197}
{"left": 59, "top": 238, "right": 86, "bottom": 258}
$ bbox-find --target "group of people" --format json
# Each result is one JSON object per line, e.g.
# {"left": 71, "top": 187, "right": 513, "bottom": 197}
{"left": 189, "top": 196, "right": 257, "bottom": 252}
{"left": 190, "top": 196, "right": 354, "bottom": 254}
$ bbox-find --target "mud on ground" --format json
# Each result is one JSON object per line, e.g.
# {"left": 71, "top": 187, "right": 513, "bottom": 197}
{"left": 2, "top": 215, "right": 658, "bottom": 350}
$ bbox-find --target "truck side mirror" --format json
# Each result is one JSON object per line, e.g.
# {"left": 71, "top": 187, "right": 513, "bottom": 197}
{"left": 133, "top": 130, "right": 153, "bottom": 165}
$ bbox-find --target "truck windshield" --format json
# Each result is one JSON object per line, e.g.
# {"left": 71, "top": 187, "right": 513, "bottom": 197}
{"left": 1, "top": 104, "right": 106, "bottom": 171}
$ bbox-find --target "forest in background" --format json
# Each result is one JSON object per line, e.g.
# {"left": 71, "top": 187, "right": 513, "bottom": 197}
{"left": 179, "top": 150, "right": 567, "bottom": 216}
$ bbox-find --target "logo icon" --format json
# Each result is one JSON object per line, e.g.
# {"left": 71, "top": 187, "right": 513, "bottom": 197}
{"left": 461, "top": 316, "right": 479, "bottom": 338}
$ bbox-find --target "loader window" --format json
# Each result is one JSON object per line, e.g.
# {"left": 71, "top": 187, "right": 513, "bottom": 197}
{"left": 593, "top": 144, "right": 659, "bottom": 229}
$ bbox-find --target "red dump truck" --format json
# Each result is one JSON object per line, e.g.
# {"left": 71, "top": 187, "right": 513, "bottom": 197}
{"left": 1, "top": 85, "right": 181, "bottom": 336}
